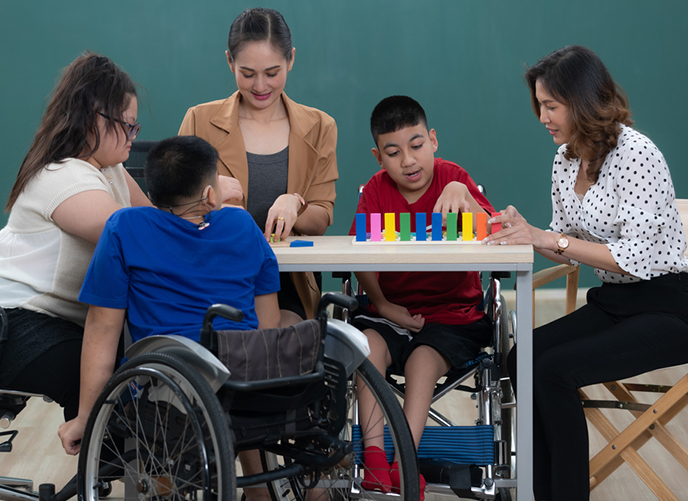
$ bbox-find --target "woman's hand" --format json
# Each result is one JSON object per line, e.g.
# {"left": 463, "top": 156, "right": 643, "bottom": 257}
{"left": 264, "top": 194, "right": 301, "bottom": 241}
{"left": 484, "top": 205, "right": 553, "bottom": 250}
{"left": 218, "top": 175, "right": 244, "bottom": 205}
{"left": 376, "top": 301, "right": 426, "bottom": 334}
{"left": 58, "top": 416, "right": 88, "bottom": 455}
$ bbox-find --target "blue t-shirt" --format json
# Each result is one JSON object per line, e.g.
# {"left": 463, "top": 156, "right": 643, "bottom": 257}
{"left": 79, "top": 207, "right": 280, "bottom": 343}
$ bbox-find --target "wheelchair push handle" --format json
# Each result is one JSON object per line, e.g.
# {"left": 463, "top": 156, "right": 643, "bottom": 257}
{"left": 317, "top": 292, "right": 358, "bottom": 318}
{"left": 202, "top": 303, "right": 244, "bottom": 328}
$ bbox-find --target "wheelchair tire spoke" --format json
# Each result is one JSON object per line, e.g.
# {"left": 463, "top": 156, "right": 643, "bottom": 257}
{"left": 78, "top": 353, "right": 236, "bottom": 500}
{"left": 261, "top": 358, "right": 419, "bottom": 501}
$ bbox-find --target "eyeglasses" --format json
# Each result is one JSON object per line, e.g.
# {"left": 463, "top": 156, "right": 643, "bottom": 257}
{"left": 98, "top": 112, "right": 141, "bottom": 140}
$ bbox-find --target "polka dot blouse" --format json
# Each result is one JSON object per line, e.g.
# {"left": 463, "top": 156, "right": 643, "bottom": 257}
{"left": 549, "top": 124, "right": 688, "bottom": 284}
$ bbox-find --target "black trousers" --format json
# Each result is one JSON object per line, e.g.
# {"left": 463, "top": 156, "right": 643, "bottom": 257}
{"left": 0, "top": 308, "right": 83, "bottom": 421}
{"left": 507, "top": 272, "right": 688, "bottom": 501}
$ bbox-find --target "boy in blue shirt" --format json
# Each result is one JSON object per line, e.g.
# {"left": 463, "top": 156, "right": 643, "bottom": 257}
{"left": 58, "top": 136, "right": 281, "bottom": 464}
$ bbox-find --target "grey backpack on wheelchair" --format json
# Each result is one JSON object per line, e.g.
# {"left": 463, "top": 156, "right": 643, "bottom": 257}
{"left": 203, "top": 308, "right": 349, "bottom": 449}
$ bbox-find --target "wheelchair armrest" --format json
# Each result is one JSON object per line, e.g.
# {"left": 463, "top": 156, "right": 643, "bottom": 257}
{"left": 324, "top": 319, "right": 370, "bottom": 377}
{"left": 125, "top": 335, "right": 230, "bottom": 392}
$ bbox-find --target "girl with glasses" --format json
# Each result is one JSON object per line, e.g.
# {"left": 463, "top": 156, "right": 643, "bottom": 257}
{"left": 0, "top": 52, "right": 152, "bottom": 423}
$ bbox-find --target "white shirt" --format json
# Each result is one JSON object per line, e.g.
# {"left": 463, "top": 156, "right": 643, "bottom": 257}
{"left": 550, "top": 124, "right": 688, "bottom": 283}
{"left": 0, "top": 158, "right": 131, "bottom": 325}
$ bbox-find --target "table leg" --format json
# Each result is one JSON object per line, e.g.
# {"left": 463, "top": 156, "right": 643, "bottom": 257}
{"left": 515, "top": 268, "right": 533, "bottom": 500}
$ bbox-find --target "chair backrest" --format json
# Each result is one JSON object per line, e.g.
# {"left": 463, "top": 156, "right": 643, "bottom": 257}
{"left": 123, "top": 140, "right": 158, "bottom": 189}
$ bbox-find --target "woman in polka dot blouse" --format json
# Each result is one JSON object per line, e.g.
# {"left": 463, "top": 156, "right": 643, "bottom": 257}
{"left": 486, "top": 45, "right": 688, "bottom": 501}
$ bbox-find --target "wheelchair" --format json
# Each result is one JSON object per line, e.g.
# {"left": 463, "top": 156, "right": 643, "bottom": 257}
{"left": 72, "top": 292, "right": 420, "bottom": 501}
{"left": 1, "top": 390, "right": 42, "bottom": 500}
{"left": 333, "top": 271, "right": 517, "bottom": 501}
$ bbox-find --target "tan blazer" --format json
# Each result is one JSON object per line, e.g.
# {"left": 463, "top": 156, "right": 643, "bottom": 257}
{"left": 179, "top": 91, "right": 338, "bottom": 318}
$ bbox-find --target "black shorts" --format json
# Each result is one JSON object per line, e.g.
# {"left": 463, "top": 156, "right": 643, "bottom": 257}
{"left": 352, "top": 315, "right": 492, "bottom": 374}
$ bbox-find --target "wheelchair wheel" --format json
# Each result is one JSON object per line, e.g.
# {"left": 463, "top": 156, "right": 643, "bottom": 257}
{"left": 262, "top": 358, "right": 420, "bottom": 501}
{"left": 78, "top": 352, "right": 235, "bottom": 500}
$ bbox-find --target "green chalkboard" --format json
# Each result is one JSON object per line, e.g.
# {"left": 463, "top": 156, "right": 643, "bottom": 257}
{"left": 1, "top": 1, "right": 687, "bottom": 291}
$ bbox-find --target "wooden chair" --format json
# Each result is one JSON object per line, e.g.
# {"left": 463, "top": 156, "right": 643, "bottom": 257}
{"left": 579, "top": 199, "right": 688, "bottom": 500}
{"left": 528, "top": 199, "right": 688, "bottom": 500}
{"left": 532, "top": 262, "right": 580, "bottom": 319}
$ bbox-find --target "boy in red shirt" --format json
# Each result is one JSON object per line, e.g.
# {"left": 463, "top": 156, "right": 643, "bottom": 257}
{"left": 349, "top": 96, "right": 495, "bottom": 498}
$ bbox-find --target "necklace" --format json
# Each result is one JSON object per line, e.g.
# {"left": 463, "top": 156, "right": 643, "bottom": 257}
{"left": 181, "top": 214, "right": 210, "bottom": 230}
{"left": 101, "top": 167, "right": 114, "bottom": 185}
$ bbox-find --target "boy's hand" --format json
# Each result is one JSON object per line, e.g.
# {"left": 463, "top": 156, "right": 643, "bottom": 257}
{"left": 58, "top": 416, "right": 88, "bottom": 455}
{"left": 218, "top": 176, "right": 244, "bottom": 205}
{"left": 433, "top": 181, "right": 472, "bottom": 225}
{"left": 376, "top": 301, "right": 425, "bottom": 333}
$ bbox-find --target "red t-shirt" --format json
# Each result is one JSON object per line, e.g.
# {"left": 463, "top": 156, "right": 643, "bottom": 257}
{"left": 348, "top": 158, "right": 495, "bottom": 325}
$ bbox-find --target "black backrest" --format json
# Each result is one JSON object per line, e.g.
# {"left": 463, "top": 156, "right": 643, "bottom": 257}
{"left": 123, "top": 140, "right": 158, "bottom": 190}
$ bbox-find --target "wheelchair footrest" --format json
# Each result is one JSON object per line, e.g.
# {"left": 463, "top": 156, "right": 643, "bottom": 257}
{"left": 352, "top": 424, "right": 495, "bottom": 465}
{"left": 420, "top": 461, "right": 483, "bottom": 498}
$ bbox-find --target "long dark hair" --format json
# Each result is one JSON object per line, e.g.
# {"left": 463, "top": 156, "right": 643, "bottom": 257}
{"left": 6, "top": 52, "right": 137, "bottom": 211}
{"left": 227, "top": 8, "right": 292, "bottom": 63}
{"left": 525, "top": 45, "right": 633, "bottom": 183}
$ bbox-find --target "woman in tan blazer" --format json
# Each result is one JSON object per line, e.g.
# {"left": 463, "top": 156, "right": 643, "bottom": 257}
{"left": 179, "top": 7, "right": 337, "bottom": 326}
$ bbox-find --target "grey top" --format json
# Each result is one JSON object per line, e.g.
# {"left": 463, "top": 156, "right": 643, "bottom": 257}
{"left": 246, "top": 146, "right": 289, "bottom": 232}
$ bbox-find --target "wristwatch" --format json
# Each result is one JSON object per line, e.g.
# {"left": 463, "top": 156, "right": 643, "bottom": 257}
{"left": 555, "top": 233, "right": 569, "bottom": 255}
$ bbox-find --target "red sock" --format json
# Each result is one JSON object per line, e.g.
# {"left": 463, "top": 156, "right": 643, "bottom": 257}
{"left": 390, "top": 461, "right": 426, "bottom": 501}
{"left": 361, "top": 446, "right": 391, "bottom": 493}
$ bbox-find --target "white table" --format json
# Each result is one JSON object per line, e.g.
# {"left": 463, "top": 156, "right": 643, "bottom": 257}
{"left": 272, "top": 235, "right": 534, "bottom": 500}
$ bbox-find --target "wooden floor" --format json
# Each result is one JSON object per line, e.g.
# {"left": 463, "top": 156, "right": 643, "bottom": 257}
{"left": 2, "top": 289, "right": 687, "bottom": 500}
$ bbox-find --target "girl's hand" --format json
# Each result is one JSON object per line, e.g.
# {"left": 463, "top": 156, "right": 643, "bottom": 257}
{"left": 218, "top": 175, "right": 243, "bottom": 205}
{"left": 264, "top": 194, "right": 301, "bottom": 242}
{"left": 376, "top": 301, "right": 426, "bottom": 333}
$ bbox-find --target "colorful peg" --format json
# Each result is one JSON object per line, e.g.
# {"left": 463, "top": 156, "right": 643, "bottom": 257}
{"left": 400, "top": 213, "right": 411, "bottom": 241}
{"left": 432, "top": 213, "right": 442, "bottom": 241}
{"left": 356, "top": 213, "right": 367, "bottom": 242}
{"left": 446, "top": 212, "right": 457, "bottom": 241}
{"left": 415, "top": 213, "right": 426, "bottom": 241}
{"left": 476, "top": 212, "right": 488, "bottom": 240}
{"left": 491, "top": 211, "right": 502, "bottom": 234}
{"left": 370, "top": 213, "right": 381, "bottom": 241}
{"left": 384, "top": 213, "right": 396, "bottom": 242}
{"left": 462, "top": 212, "right": 473, "bottom": 241}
